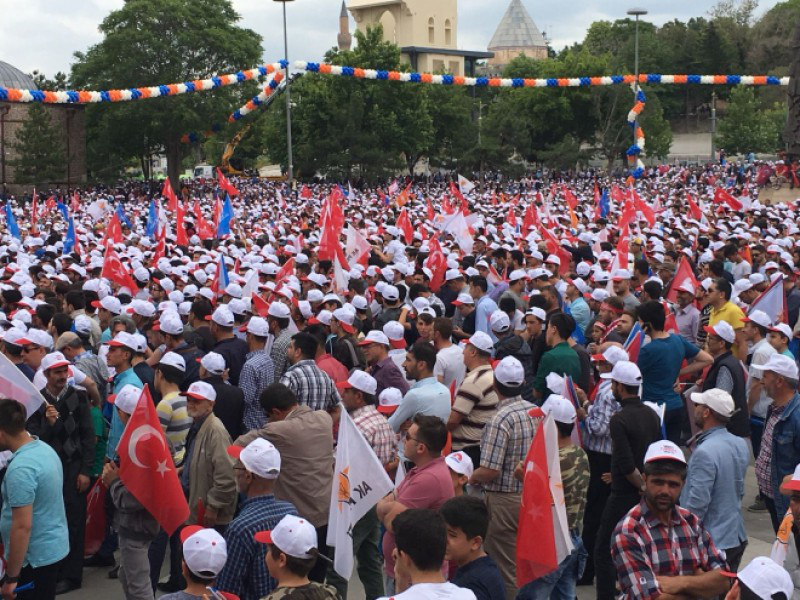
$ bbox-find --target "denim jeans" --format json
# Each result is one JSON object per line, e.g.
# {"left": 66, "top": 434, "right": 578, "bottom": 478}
{"left": 516, "top": 534, "right": 587, "bottom": 600}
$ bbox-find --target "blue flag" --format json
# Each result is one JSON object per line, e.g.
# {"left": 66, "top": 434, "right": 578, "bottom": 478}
{"left": 600, "top": 188, "right": 610, "bottom": 219}
{"left": 63, "top": 217, "right": 76, "bottom": 255}
{"left": 116, "top": 202, "right": 132, "bottom": 229}
{"left": 216, "top": 195, "right": 234, "bottom": 238}
{"left": 145, "top": 200, "right": 158, "bottom": 238}
{"left": 56, "top": 200, "right": 69, "bottom": 222}
{"left": 5, "top": 202, "right": 20, "bottom": 240}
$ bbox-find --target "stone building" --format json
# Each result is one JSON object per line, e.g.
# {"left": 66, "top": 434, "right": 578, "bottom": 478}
{"left": 487, "top": 0, "right": 548, "bottom": 71}
{"left": 347, "top": 0, "right": 492, "bottom": 76}
{"left": 0, "top": 60, "right": 86, "bottom": 195}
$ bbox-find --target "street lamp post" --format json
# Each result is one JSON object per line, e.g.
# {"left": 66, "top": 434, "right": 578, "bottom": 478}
{"left": 627, "top": 8, "right": 648, "bottom": 151}
{"left": 274, "top": 0, "right": 294, "bottom": 188}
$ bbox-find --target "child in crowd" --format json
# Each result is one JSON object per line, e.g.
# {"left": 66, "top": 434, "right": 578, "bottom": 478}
{"left": 445, "top": 451, "right": 474, "bottom": 496}
{"left": 161, "top": 526, "right": 228, "bottom": 600}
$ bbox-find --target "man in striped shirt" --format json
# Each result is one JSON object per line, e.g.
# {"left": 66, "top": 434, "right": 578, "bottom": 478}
{"left": 239, "top": 317, "right": 275, "bottom": 431}
{"left": 155, "top": 352, "right": 192, "bottom": 465}
{"left": 447, "top": 332, "right": 499, "bottom": 468}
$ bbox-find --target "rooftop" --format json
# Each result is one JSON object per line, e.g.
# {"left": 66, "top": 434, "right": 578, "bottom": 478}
{"left": 0, "top": 61, "right": 38, "bottom": 90}
{"left": 488, "top": 0, "right": 547, "bottom": 50}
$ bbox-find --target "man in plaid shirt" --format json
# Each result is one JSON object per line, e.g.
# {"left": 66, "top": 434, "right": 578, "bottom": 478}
{"left": 239, "top": 317, "right": 275, "bottom": 431}
{"left": 279, "top": 332, "right": 341, "bottom": 415}
{"left": 328, "top": 369, "right": 395, "bottom": 600}
{"left": 611, "top": 440, "right": 728, "bottom": 600}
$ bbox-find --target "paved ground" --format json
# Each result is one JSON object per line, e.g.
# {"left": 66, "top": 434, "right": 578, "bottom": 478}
{"left": 68, "top": 461, "right": 776, "bottom": 600}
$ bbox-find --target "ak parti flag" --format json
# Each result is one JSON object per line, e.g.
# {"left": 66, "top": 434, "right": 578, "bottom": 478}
{"left": 118, "top": 386, "right": 189, "bottom": 535}
{"left": 517, "top": 412, "right": 573, "bottom": 586}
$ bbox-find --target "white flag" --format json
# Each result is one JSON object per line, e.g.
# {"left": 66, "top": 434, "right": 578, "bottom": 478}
{"left": 241, "top": 269, "right": 259, "bottom": 300}
{"left": 332, "top": 253, "right": 349, "bottom": 295}
{"left": 542, "top": 413, "right": 574, "bottom": 564}
{"left": 327, "top": 408, "right": 394, "bottom": 578}
{"left": 441, "top": 211, "right": 474, "bottom": 255}
{"left": 0, "top": 352, "right": 45, "bottom": 418}
{"left": 458, "top": 174, "right": 475, "bottom": 194}
{"left": 749, "top": 274, "right": 787, "bottom": 325}
{"left": 344, "top": 225, "right": 371, "bottom": 267}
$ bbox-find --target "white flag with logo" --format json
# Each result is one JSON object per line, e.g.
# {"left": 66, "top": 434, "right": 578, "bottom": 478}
{"left": 327, "top": 408, "right": 394, "bottom": 578}
{"left": 440, "top": 211, "right": 474, "bottom": 255}
{"left": 458, "top": 174, "right": 475, "bottom": 194}
{"left": 344, "top": 225, "right": 371, "bottom": 266}
{"left": 0, "top": 352, "right": 44, "bottom": 418}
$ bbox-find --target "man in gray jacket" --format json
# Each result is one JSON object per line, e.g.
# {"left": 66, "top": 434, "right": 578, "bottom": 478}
{"left": 102, "top": 385, "right": 160, "bottom": 600}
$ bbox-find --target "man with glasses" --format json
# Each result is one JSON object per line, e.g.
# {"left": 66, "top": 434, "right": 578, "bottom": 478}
{"left": 377, "top": 414, "right": 454, "bottom": 596}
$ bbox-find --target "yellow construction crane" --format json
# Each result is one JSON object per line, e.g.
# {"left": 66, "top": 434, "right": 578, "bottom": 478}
{"left": 220, "top": 123, "right": 251, "bottom": 175}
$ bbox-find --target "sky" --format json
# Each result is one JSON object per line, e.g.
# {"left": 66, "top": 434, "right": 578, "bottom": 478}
{"left": 0, "top": 0, "right": 782, "bottom": 79}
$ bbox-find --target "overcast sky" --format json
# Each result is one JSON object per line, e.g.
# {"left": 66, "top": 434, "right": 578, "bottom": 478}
{"left": 0, "top": 0, "right": 781, "bottom": 79}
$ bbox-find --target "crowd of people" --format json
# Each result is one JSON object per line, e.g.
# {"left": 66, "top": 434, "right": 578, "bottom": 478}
{"left": 0, "top": 158, "right": 798, "bottom": 600}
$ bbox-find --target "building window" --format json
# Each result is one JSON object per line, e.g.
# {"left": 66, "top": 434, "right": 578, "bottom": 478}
{"left": 449, "top": 60, "right": 459, "bottom": 75}
{"left": 433, "top": 59, "right": 445, "bottom": 73}
{"left": 428, "top": 17, "right": 435, "bottom": 44}
{"left": 445, "top": 19, "right": 452, "bottom": 45}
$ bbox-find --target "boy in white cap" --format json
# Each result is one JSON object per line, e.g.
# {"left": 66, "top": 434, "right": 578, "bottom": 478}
{"left": 516, "top": 395, "right": 589, "bottom": 600}
{"left": 216, "top": 439, "right": 298, "bottom": 600}
{"left": 256, "top": 514, "right": 340, "bottom": 600}
{"left": 722, "top": 556, "right": 793, "bottom": 600}
{"left": 444, "top": 451, "right": 474, "bottom": 497}
{"left": 611, "top": 440, "right": 728, "bottom": 600}
{"left": 160, "top": 526, "right": 228, "bottom": 600}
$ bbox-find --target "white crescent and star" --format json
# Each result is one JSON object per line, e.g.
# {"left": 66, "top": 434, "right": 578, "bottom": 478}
{"left": 128, "top": 425, "right": 170, "bottom": 476}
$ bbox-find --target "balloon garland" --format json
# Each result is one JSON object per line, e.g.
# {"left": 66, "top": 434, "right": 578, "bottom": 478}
{"left": 627, "top": 86, "right": 646, "bottom": 178}
{"left": 229, "top": 71, "right": 284, "bottom": 122}
{"left": 0, "top": 61, "right": 285, "bottom": 104}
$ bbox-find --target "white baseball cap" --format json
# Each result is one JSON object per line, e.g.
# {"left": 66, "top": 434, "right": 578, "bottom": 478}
{"left": 722, "top": 556, "right": 793, "bottom": 599}
{"left": 611, "top": 268, "right": 632, "bottom": 281}
{"left": 600, "top": 360, "right": 642, "bottom": 386}
{"left": 110, "top": 384, "right": 142, "bottom": 415}
{"left": 690, "top": 388, "right": 736, "bottom": 418}
{"left": 209, "top": 305, "right": 235, "bottom": 328}
{"left": 159, "top": 351, "right": 186, "bottom": 373}
{"left": 337, "top": 370, "right": 378, "bottom": 396}
{"left": 41, "top": 351, "right": 71, "bottom": 372}
{"left": 156, "top": 312, "right": 184, "bottom": 336}
{"left": 452, "top": 293, "right": 474, "bottom": 307}
{"left": 227, "top": 438, "right": 281, "bottom": 479}
{"left": 751, "top": 354, "right": 799, "bottom": 380}
{"left": 267, "top": 302, "right": 291, "bottom": 319}
{"left": 509, "top": 269, "right": 528, "bottom": 282}
{"left": 180, "top": 526, "right": 228, "bottom": 577}
{"left": 92, "top": 296, "right": 122, "bottom": 315}
{"left": 358, "top": 330, "right": 390, "bottom": 347}
{"left": 592, "top": 345, "right": 630, "bottom": 366}
{"left": 769, "top": 322, "right": 794, "bottom": 340}
{"left": 381, "top": 285, "right": 400, "bottom": 302}
{"left": 332, "top": 307, "right": 356, "bottom": 334}
{"left": 467, "top": 331, "right": 494, "bottom": 354}
{"left": 377, "top": 387, "right": 403, "bottom": 414}
{"left": 199, "top": 352, "right": 226, "bottom": 376}
{"left": 255, "top": 514, "right": 319, "bottom": 559}
{"left": 444, "top": 451, "right": 474, "bottom": 478}
{"left": 445, "top": 269, "right": 464, "bottom": 281}
{"left": 246, "top": 316, "right": 270, "bottom": 337}
{"left": 703, "top": 321, "right": 736, "bottom": 344}
{"left": 494, "top": 356, "right": 525, "bottom": 387}
{"left": 743, "top": 309, "right": 771, "bottom": 329}
{"left": 107, "top": 331, "right": 139, "bottom": 351}
{"left": 526, "top": 307, "right": 546, "bottom": 322}
{"left": 541, "top": 394, "right": 577, "bottom": 424}
{"left": 489, "top": 310, "right": 511, "bottom": 333}
{"left": 383, "top": 321, "right": 406, "bottom": 348}
{"left": 644, "top": 440, "right": 686, "bottom": 465}
{"left": 185, "top": 381, "right": 217, "bottom": 403}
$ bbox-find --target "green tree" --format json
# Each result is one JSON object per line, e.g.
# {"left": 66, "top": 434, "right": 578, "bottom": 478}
{"left": 71, "top": 0, "right": 261, "bottom": 186}
{"left": 28, "top": 70, "right": 68, "bottom": 91}
{"left": 717, "top": 86, "right": 785, "bottom": 153}
{"left": 747, "top": 0, "right": 800, "bottom": 71}
{"left": 10, "top": 103, "right": 66, "bottom": 186}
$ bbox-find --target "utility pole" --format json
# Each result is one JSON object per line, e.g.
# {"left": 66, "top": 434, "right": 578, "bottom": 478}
{"left": 710, "top": 91, "right": 717, "bottom": 161}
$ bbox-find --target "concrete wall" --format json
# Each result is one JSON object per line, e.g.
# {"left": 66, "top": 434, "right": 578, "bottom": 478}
{"left": 350, "top": 0, "right": 458, "bottom": 48}
{"left": 0, "top": 102, "right": 86, "bottom": 194}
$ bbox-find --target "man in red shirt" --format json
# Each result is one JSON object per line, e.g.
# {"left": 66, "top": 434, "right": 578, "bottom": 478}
{"left": 376, "top": 414, "right": 454, "bottom": 596}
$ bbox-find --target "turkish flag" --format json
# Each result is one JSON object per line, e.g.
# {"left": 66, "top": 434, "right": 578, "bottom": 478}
{"left": 397, "top": 208, "right": 413, "bottom": 243}
{"left": 216, "top": 168, "right": 240, "bottom": 197}
{"left": 274, "top": 257, "right": 295, "bottom": 287}
{"left": 300, "top": 185, "right": 313, "bottom": 199}
{"left": 176, "top": 202, "right": 188, "bottom": 246}
{"left": 713, "top": 187, "right": 743, "bottom": 211}
{"left": 665, "top": 257, "right": 700, "bottom": 305}
{"left": 152, "top": 226, "right": 167, "bottom": 264}
{"left": 425, "top": 237, "right": 447, "bottom": 292}
{"left": 632, "top": 190, "right": 655, "bottom": 228}
{"left": 118, "top": 386, "right": 189, "bottom": 535}
{"left": 507, "top": 206, "right": 517, "bottom": 228}
{"left": 194, "top": 200, "right": 215, "bottom": 240}
{"left": 103, "top": 212, "right": 123, "bottom": 246}
{"left": 562, "top": 185, "right": 578, "bottom": 210}
{"left": 686, "top": 193, "right": 702, "bottom": 221}
{"left": 101, "top": 245, "right": 138, "bottom": 292}
{"left": 84, "top": 479, "right": 107, "bottom": 556}
{"left": 251, "top": 293, "right": 270, "bottom": 317}
{"left": 426, "top": 200, "right": 435, "bottom": 221}
{"left": 162, "top": 178, "right": 179, "bottom": 212}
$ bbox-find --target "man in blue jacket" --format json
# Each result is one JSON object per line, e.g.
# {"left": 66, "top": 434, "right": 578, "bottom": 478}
{"left": 753, "top": 354, "right": 800, "bottom": 532}
{"left": 680, "top": 389, "right": 749, "bottom": 572}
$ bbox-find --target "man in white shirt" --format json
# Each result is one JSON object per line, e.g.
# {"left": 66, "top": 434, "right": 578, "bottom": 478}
{"left": 432, "top": 317, "right": 466, "bottom": 390}
{"left": 378, "top": 508, "right": 476, "bottom": 600}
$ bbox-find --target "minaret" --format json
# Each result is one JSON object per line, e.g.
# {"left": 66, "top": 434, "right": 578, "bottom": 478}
{"left": 338, "top": 2, "right": 352, "bottom": 51}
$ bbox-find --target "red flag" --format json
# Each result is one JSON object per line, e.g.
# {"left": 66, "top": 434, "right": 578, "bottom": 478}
{"left": 118, "top": 386, "right": 189, "bottom": 535}
{"left": 104, "top": 212, "right": 123, "bottom": 246}
{"left": 562, "top": 185, "right": 578, "bottom": 210}
{"left": 176, "top": 202, "right": 188, "bottom": 246}
{"left": 632, "top": 191, "right": 655, "bottom": 228}
{"left": 426, "top": 200, "right": 435, "bottom": 221}
{"left": 84, "top": 479, "right": 107, "bottom": 556}
{"left": 45, "top": 195, "right": 57, "bottom": 215}
{"left": 274, "top": 257, "right": 295, "bottom": 287}
{"left": 194, "top": 200, "right": 215, "bottom": 240}
{"left": 617, "top": 201, "right": 636, "bottom": 232}
{"left": 686, "top": 193, "right": 702, "bottom": 221}
{"left": 216, "top": 168, "right": 240, "bottom": 197}
{"left": 251, "top": 293, "right": 270, "bottom": 317}
{"left": 713, "top": 188, "right": 743, "bottom": 211}
{"left": 507, "top": 206, "right": 517, "bottom": 228}
{"left": 522, "top": 203, "right": 537, "bottom": 232}
{"left": 162, "top": 179, "right": 178, "bottom": 212}
{"left": 449, "top": 181, "right": 465, "bottom": 206}
{"left": 152, "top": 226, "right": 167, "bottom": 264}
{"left": 101, "top": 245, "right": 138, "bottom": 292}
{"left": 397, "top": 208, "right": 413, "bottom": 243}
{"left": 425, "top": 237, "right": 447, "bottom": 293}
{"left": 616, "top": 225, "right": 630, "bottom": 271}
{"left": 30, "top": 191, "right": 38, "bottom": 236}
{"left": 665, "top": 257, "right": 700, "bottom": 304}
{"left": 593, "top": 184, "right": 601, "bottom": 221}
{"left": 300, "top": 185, "right": 313, "bottom": 199}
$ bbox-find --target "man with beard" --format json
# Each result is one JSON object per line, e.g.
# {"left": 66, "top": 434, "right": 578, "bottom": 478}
{"left": 611, "top": 440, "right": 728, "bottom": 599}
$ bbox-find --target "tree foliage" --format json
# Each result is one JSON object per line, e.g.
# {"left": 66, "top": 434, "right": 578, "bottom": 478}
{"left": 717, "top": 87, "right": 785, "bottom": 154}
{"left": 10, "top": 103, "right": 66, "bottom": 187}
{"left": 70, "top": 0, "right": 262, "bottom": 185}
